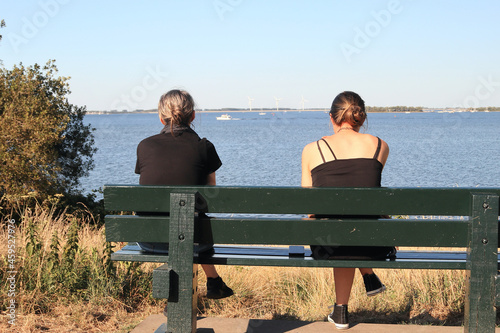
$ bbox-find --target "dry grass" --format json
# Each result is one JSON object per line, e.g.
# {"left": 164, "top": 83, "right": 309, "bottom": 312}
{"left": 0, "top": 205, "right": 470, "bottom": 332}
{"left": 198, "top": 264, "right": 466, "bottom": 326}
{"left": 0, "top": 301, "right": 159, "bottom": 333}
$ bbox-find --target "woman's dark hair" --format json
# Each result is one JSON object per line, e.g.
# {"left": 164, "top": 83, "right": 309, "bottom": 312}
{"left": 330, "top": 91, "right": 366, "bottom": 128}
{"left": 158, "top": 89, "right": 195, "bottom": 132}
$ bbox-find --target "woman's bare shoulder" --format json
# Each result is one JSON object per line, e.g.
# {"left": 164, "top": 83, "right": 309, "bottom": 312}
{"left": 361, "top": 133, "right": 387, "bottom": 145}
{"left": 360, "top": 132, "right": 378, "bottom": 139}
{"left": 302, "top": 140, "right": 317, "bottom": 155}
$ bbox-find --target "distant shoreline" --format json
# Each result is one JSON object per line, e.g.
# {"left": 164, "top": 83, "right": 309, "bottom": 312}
{"left": 86, "top": 109, "right": 500, "bottom": 115}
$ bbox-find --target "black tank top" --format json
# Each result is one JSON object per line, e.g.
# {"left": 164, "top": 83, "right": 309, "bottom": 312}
{"left": 311, "top": 137, "right": 383, "bottom": 188}
{"left": 309, "top": 137, "right": 396, "bottom": 260}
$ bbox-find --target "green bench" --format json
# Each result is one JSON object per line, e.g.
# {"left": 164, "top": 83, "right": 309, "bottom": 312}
{"left": 104, "top": 185, "right": 500, "bottom": 333}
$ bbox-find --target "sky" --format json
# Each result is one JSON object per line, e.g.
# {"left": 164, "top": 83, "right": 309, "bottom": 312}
{"left": 1, "top": 0, "right": 500, "bottom": 111}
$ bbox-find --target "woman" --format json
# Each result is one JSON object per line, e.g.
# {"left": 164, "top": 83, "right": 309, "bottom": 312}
{"left": 301, "top": 91, "right": 392, "bottom": 329}
{"left": 135, "top": 89, "right": 233, "bottom": 301}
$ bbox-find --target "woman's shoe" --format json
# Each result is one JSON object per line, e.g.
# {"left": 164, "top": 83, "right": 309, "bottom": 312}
{"left": 363, "top": 273, "right": 386, "bottom": 296}
{"left": 328, "top": 303, "right": 349, "bottom": 330}
{"left": 206, "top": 276, "right": 234, "bottom": 299}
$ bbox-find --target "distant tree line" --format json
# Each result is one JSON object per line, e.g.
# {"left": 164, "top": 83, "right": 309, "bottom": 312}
{"left": 366, "top": 106, "right": 423, "bottom": 113}
{"left": 476, "top": 107, "right": 500, "bottom": 111}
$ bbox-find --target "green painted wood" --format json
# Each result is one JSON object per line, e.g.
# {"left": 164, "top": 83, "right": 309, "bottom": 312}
{"left": 104, "top": 185, "right": 500, "bottom": 215}
{"left": 111, "top": 252, "right": 167, "bottom": 262}
{"left": 112, "top": 252, "right": 468, "bottom": 269}
{"left": 106, "top": 216, "right": 470, "bottom": 247}
{"left": 165, "top": 192, "right": 198, "bottom": 333}
{"left": 105, "top": 215, "right": 169, "bottom": 242}
{"left": 464, "top": 193, "right": 499, "bottom": 333}
{"left": 496, "top": 275, "right": 500, "bottom": 307}
{"left": 198, "top": 257, "right": 468, "bottom": 269}
{"left": 110, "top": 244, "right": 470, "bottom": 269}
{"left": 152, "top": 264, "right": 170, "bottom": 299}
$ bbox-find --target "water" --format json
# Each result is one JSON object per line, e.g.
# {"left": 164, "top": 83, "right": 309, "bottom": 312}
{"left": 81, "top": 111, "right": 500, "bottom": 196}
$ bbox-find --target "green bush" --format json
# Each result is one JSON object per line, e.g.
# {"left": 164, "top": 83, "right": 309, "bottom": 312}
{"left": 0, "top": 60, "right": 96, "bottom": 210}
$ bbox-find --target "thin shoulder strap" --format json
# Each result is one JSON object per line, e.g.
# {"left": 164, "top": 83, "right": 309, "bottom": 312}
{"left": 373, "top": 137, "right": 382, "bottom": 159}
{"left": 316, "top": 140, "right": 326, "bottom": 163}
{"left": 319, "top": 138, "right": 337, "bottom": 161}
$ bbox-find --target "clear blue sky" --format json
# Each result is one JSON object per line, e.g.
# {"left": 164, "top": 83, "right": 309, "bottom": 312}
{"left": 1, "top": 0, "right": 500, "bottom": 110}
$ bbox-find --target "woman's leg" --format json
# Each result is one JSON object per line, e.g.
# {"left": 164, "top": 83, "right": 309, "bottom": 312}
{"left": 201, "top": 264, "right": 219, "bottom": 278}
{"left": 334, "top": 267, "right": 356, "bottom": 304}
{"left": 359, "top": 267, "right": 373, "bottom": 275}
{"left": 203, "top": 264, "right": 234, "bottom": 299}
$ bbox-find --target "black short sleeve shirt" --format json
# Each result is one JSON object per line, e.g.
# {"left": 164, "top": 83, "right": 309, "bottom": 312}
{"left": 135, "top": 128, "right": 222, "bottom": 185}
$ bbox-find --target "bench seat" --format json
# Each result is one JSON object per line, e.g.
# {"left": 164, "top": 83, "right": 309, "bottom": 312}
{"left": 112, "top": 242, "right": 478, "bottom": 270}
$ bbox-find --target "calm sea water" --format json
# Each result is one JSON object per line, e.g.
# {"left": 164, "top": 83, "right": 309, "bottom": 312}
{"left": 80, "top": 111, "right": 500, "bottom": 196}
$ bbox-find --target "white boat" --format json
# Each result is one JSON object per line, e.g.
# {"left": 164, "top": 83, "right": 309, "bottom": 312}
{"left": 259, "top": 112, "right": 266, "bottom": 115}
{"left": 216, "top": 114, "right": 232, "bottom": 120}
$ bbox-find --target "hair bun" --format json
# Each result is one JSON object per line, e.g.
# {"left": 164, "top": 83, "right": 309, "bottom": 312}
{"left": 350, "top": 105, "right": 361, "bottom": 113}
{"left": 158, "top": 90, "right": 195, "bottom": 132}
{"left": 330, "top": 91, "right": 366, "bottom": 128}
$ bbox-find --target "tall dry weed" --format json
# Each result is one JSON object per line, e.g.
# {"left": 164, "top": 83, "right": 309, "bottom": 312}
{"left": 0, "top": 204, "right": 160, "bottom": 332}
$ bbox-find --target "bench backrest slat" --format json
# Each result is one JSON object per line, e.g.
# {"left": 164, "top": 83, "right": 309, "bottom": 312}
{"left": 104, "top": 185, "right": 500, "bottom": 216}
{"left": 106, "top": 215, "right": 470, "bottom": 247}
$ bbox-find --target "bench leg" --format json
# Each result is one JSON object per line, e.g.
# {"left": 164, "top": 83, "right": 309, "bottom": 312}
{"left": 464, "top": 193, "right": 498, "bottom": 333}
{"left": 165, "top": 264, "right": 198, "bottom": 333}
{"left": 152, "top": 264, "right": 198, "bottom": 333}
{"left": 164, "top": 192, "right": 199, "bottom": 333}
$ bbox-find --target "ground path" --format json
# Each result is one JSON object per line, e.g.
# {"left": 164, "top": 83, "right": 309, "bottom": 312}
{"left": 131, "top": 314, "right": 498, "bottom": 332}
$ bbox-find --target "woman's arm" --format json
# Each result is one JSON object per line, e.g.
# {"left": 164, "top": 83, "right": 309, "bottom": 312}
{"left": 301, "top": 144, "right": 313, "bottom": 187}
{"left": 379, "top": 139, "right": 390, "bottom": 168}
{"left": 302, "top": 144, "right": 314, "bottom": 218}
{"left": 207, "top": 172, "right": 216, "bottom": 186}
